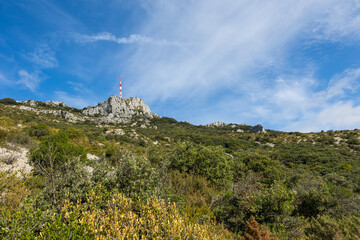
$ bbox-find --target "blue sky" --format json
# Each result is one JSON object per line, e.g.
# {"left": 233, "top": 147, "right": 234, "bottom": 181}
{"left": 1, "top": 0, "right": 360, "bottom": 132}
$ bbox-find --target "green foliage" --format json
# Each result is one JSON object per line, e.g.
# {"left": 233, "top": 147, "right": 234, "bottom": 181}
{"left": 234, "top": 150, "right": 287, "bottom": 185}
{"left": 0, "top": 98, "right": 17, "bottom": 105}
{"left": 255, "top": 181, "right": 295, "bottom": 222}
{"left": 1, "top": 103, "right": 360, "bottom": 239}
{"left": 29, "top": 131, "right": 87, "bottom": 205}
{"left": 170, "top": 144, "right": 233, "bottom": 187}
{"left": 93, "top": 149, "right": 159, "bottom": 198}
{"left": 0, "top": 186, "right": 234, "bottom": 239}
{"left": 0, "top": 171, "right": 29, "bottom": 212}
{"left": 293, "top": 176, "right": 332, "bottom": 218}
{"left": 27, "top": 123, "right": 50, "bottom": 139}
{"left": 305, "top": 215, "right": 360, "bottom": 240}
{"left": 6, "top": 131, "right": 34, "bottom": 147}
{"left": 0, "top": 129, "right": 7, "bottom": 142}
{"left": 212, "top": 173, "right": 263, "bottom": 232}
{"left": 0, "top": 203, "right": 50, "bottom": 239}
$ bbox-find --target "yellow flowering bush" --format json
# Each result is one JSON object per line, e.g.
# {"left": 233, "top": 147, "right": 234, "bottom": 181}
{"left": 41, "top": 185, "right": 234, "bottom": 239}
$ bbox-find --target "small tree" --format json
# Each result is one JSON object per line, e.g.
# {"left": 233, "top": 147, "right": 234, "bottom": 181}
{"left": 29, "top": 131, "right": 86, "bottom": 205}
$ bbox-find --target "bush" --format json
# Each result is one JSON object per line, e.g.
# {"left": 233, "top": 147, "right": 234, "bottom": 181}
{"left": 0, "top": 171, "right": 30, "bottom": 212}
{"left": 27, "top": 123, "right": 50, "bottom": 139}
{"left": 93, "top": 149, "right": 159, "bottom": 198}
{"left": 0, "top": 98, "right": 17, "bottom": 105}
{"left": 6, "top": 131, "right": 34, "bottom": 147}
{"left": 29, "top": 131, "right": 87, "bottom": 205}
{"left": 0, "top": 186, "right": 234, "bottom": 239}
{"left": 0, "top": 129, "right": 7, "bottom": 142}
{"left": 170, "top": 144, "right": 233, "bottom": 187}
{"left": 305, "top": 215, "right": 360, "bottom": 240}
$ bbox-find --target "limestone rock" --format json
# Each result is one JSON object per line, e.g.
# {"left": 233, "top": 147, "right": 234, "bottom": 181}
{"left": 250, "top": 124, "right": 266, "bottom": 133}
{"left": 83, "top": 96, "right": 155, "bottom": 120}
{"left": 105, "top": 129, "right": 125, "bottom": 135}
{"left": 45, "top": 101, "right": 69, "bottom": 108}
{"left": 87, "top": 153, "right": 100, "bottom": 161}
{"left": 206, "top": 121, "right": 227, "bottom": 127}
{"left": 14, "top": 96, "right": 157, "bottom": 124}
{"left": 26, "top": 100, "right": 38, "bottom": 107}
{"left": 0, "top": 147, "right": 32, "bottom": 176}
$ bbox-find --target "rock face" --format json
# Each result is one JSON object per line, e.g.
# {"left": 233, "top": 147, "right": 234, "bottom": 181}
{"left": 13, "top": 95, "right": 157, "bottom": 124}
{"left": 45, "top": 101, "right": 69, "bottom": 108}
{"left": 206, "top": 121, "right": 227, "bottom": 127}
{"left": 250, "top": 124, "right": 266, "bottom": 133}
{"left": 83, "top": 96, "right": 154, "bottom": 120}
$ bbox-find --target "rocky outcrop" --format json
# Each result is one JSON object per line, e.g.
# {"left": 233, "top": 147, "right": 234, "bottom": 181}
{"left": 17, "top": 105, "right": 84, "bottom": 123}
{"left": 45, "top": 101, "right": 69, "bottom": 108}
{"left": 13, "top": 96, "right": 157, "bottom": 124}
{"left": 206, "top": 121, "right": 227, "bottom": 127}
{"left": 250, "top": 124, "right": 266, "bottom": 133}
{"left": 83, "top": 96, "right": 155, "bottom": 121}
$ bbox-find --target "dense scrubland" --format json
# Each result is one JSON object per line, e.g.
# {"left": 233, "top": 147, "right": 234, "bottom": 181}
{"left": 0, "top": 98, "right": 359, "bottom": 239}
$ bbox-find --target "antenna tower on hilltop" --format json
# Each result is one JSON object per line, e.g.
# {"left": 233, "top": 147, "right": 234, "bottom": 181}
{"left": 120, "top": 76, "right": 122, "bottom": 98}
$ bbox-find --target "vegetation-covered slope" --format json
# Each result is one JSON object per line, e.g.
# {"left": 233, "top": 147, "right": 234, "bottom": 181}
{"left": 0, "top": 98, "right": 359, "bottom": 239}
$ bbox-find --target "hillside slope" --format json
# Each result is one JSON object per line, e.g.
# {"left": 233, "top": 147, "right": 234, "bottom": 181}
{"left": 0, "top": 97, "right": 359, "bottom": 239}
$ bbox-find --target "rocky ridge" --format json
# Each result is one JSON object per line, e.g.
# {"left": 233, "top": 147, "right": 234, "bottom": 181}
{"left": 14, "top": 96, "right": 158, "bottom": 124}
{"left": 83, "top": 96, "right": 156, "bottom": 121}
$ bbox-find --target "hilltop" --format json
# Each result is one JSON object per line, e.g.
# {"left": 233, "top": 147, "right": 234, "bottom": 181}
{"left": 0, "top": 96, "right": 359, "bottom": 239}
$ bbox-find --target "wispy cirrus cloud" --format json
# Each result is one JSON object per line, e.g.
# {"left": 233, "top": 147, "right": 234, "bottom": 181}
{"left": 73, "top": 32, "right": 180, "bottom": 46}
{"left": 124, "top": 0, "right": 360, "bottom": 102}
{"left": 27, "top": 44, "right": 58, "bottom": 69}
{"left": 0, "top": 72, "right": 10, "bottom": 85}
{"left": 17, "top": 70, "right": 44, "bottom": 92}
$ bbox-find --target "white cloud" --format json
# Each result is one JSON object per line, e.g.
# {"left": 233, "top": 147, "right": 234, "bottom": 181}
{"left": 267, "top": 68, "right": 360, "bottom": 132}
{"left": 27, "top": 44, "right": 58, "bottom": 68}
{"left": 123, "top": 0, "right": 360, "bottom": 103}
{"left": 184, "top": 67, "right": 360, "bottom": 132}
{"left": 105, "top": 0, "right": 360, "bottom": 132}
{"left": 17, "top": 70, "right": 43, "bottom": 92}
{"left": 323, "top": 68, "right": 360, "bottom": 100}
{"left": 286, "top": 102, "right": 360, "bottom": 132}
{"left": 73, "top": 32, "right": 179, "bottom": 46}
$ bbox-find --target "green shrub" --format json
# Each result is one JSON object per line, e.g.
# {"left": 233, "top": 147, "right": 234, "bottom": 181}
{"left": 305, "top": 215, "right": 360, "bottom": 240}
{"left": 0, "top": 98, "right": 17, "bottom": 105}
{"left": 27, "top": 123, "right": 50, "bottom": 139}
{"left": 0, "top": 129, "right": 7, "bottom": 142}
{"left": 93, "top": 149, "right": 159, "bottom": 198}
{"left": 29, "top": 131, "right": 87, "bottom": 205}
{"left": 170, "top": 144, "right": 233, "bottom": 187}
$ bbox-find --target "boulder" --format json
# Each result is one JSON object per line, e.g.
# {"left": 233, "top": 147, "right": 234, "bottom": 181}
{"left": 250, "top": 124, "right": 266, "bottom": 133}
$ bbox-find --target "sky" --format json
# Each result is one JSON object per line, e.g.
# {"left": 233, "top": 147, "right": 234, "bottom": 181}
{"left": 1, "top": 0, "right": 360, "bottom": 132}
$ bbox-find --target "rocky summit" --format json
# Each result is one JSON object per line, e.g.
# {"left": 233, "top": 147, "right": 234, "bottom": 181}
{"left": 83, "top": 96, "right": 155, "bottom": 119}
{"left": 12, "top": 95, "right": 157, "bottom": 124}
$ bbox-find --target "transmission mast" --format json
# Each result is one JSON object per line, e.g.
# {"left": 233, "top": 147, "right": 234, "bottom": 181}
{"left": 120, "top": 76, "right": 122, "bottom": 98}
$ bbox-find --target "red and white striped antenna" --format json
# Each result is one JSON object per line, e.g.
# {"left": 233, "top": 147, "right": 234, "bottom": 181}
{"left": 119, "top": 76, "right": 122, "bottom": 98}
